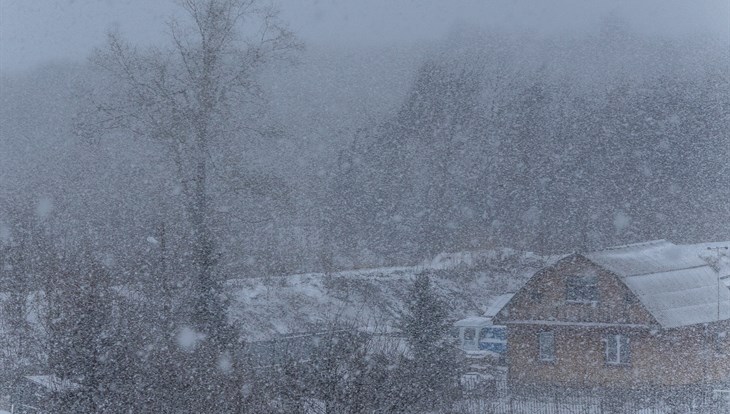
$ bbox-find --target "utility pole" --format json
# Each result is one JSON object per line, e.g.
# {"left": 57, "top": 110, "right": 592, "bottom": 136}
{"left": 708, "top": 246, "right": 729, "bottom": 321}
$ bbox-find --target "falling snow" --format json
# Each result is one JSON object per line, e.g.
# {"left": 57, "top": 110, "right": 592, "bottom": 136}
{"left": 0, "top": 0, "right": 728, "bottom": 412}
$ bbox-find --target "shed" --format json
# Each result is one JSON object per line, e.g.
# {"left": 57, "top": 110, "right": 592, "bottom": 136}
{"left": 453, "top": 294, "right": 512, "bottom": 354}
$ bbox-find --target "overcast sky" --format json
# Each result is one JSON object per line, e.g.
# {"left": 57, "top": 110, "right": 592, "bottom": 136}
{"left": 1, "top": 0, "right": 728, "bottom": 74}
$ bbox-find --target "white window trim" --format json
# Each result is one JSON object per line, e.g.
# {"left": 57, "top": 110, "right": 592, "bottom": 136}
{"left": 539, "top": 331, "right": 555, "bottom": 362}
{"left": 566, "top": 274, "right": 599, "bottom": 303}
{"left": 463, "top": 327, "right": 476, "bottom": 345}
{"left": 606, "top": 334, "right": 630, "bottom": 365}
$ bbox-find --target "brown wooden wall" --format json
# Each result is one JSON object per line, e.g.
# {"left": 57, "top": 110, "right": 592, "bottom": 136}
{"left": 506, "top": 322, "right": 730, "bottom": 387}
{"left": 497, "top": 254, "right": 730, "bottom": 388}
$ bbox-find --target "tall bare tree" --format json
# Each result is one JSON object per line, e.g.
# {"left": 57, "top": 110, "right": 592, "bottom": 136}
{"left": 76, "top": 1, "right": 300, "bottom": 410}
{"left": 77, "top": 0, "right": 299, "bottom": 339}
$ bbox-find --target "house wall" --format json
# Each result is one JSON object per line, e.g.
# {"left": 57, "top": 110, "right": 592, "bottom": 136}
{"left": 498, "top": 255, "right": 730, "bottom": 388}
{"left": 506, "top": 322, "right": 730, "bottom": 387}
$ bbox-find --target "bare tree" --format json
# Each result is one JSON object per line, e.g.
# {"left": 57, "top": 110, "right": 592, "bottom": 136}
{"left": 75, "top": 1, "right": 300, "bottom": 410}
{"left": 77, "top": 0, "right": 299, "bottom": 341}
{"left": 0, "top": 214, "right": 49, "bottom": 375}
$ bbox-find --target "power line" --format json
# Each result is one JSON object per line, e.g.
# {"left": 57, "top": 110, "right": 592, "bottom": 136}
{"left": 708, "top": 246, "right": 729, "bottom": 321}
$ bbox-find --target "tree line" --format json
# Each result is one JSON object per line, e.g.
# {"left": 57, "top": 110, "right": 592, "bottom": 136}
{"left": 0, "top": 217, "right": 462, "bottom": 412}
{"left": 0, "top": 1, "right": 727, "bottom": 410}
{"left": 326, "top": 31, "right": 729, "bottom": 264}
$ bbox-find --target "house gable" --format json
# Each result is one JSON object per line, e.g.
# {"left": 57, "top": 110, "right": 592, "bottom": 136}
{"left": 493, "top": 254, "right": 657, "bottom": 327}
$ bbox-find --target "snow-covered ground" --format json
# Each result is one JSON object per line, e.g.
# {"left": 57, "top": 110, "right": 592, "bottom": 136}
{"left": 224, "top": 242, "right": 730, "bottom": 342}
{"left": 226, "top": 248, "right": 552, "bottom": 341}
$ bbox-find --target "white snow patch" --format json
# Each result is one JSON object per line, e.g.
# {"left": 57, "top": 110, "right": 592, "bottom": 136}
{"left": 0, "top": 222, "right": 10, "bottom": 243}
{"left": 101, "top": 253, "right": 116, "bottom": 268}
{"left": 226, "top": 248, "right": 550, "bottom": 341}
{"left": 25, "top": 375, "right": 80, "bottom": 392}
{"left": 218, "top": 352, "right": 233, "bottom": 374}
{"left": 36, "top": 196, "right": 53, "bottom": 219}
{"left": 177, "top": 327, "right": 205, "bottom": 352}
{"left": 613, "top": 210, "right": 631, "bottom": 233}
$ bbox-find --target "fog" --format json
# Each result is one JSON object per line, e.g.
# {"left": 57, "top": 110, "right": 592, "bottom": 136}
{"left": 2, "top": 0, "right": 728, "bottom": 73}
{"left": 0, "top": 0, "right": 729, "bottom": 413}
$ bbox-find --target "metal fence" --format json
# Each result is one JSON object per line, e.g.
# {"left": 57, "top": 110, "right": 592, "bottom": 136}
{"left": 454, "top": 380, "right": 730, "bottom": 414}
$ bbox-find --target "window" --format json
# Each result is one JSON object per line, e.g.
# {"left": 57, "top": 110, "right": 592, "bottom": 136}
{"left": 539, "top": 331, "right": 555, "bottom": 362}
{"left": 606, "top": 334, "right": 630, "bottom": 365}
{"left": 479, "top": 327, "right": 490, "bottom": 341}
{"left": 480, "top": 327, "right": 507, "bottom": 341}
{"left": 566, "top": 274, "right": 598, "bottom": 302}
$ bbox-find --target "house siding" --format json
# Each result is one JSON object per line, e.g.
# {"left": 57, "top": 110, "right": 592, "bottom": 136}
{"left": 507, "top": 323, "right": 730, "bottom": 387}
{"left": 498, "top": 254, "right": 730, "bottom": 388}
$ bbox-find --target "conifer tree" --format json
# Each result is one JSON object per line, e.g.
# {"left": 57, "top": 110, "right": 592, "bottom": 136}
{"left": 400, "top": 272, "right": 459, "bottom": 411}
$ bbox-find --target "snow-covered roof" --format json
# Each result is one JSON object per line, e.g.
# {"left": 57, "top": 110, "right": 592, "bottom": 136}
{"left": 226, "top": 248, "right": 547, "bottom": 341}
{"left": 587, "top": 240, "right": 705, "bottom": 276}
{"left": 455, "top": 294, "right": 514, "bottom": 327}
{"left": 454, "top": 316, "right": 491, "bottom": 327}
{"left": 679, "top": 241, "right": 730, "bottom": 278}
{"left": 585, "top": 240, "right": 730, "bottom": 329}
{"left": 485, "top": 293, "right": 514, "bottom": 318}
{"left": 25, "top": 375, "right": 80, "bottom": 393}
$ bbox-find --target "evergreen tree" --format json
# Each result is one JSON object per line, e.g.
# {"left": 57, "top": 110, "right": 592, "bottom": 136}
{"left": 400, "top": 272, "right": 459, "bottom": 412}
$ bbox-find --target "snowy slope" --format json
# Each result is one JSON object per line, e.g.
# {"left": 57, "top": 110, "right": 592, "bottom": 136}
{"left": 226, "top": 249, "right": 552, "bottom": 341}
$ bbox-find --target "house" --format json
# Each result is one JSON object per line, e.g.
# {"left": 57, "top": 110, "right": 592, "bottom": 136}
{"left": 493, "top": 240, "right": 730, "bottom": 389}
{"left": 453, "top": 294, "right": 512, "bottom": 354}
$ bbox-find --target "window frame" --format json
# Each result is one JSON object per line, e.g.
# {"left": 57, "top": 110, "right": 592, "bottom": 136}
{"left": 538, "top": 331, "right": 555, "bottom": 362}
{"left": 565, "top": 273, "right": 599, "bottom": 303}
{"left": 479, "top": 327, "right": 490, "bottom": 341}
{"left": 605, "top": 333, "right": 630, "bottom": 366}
